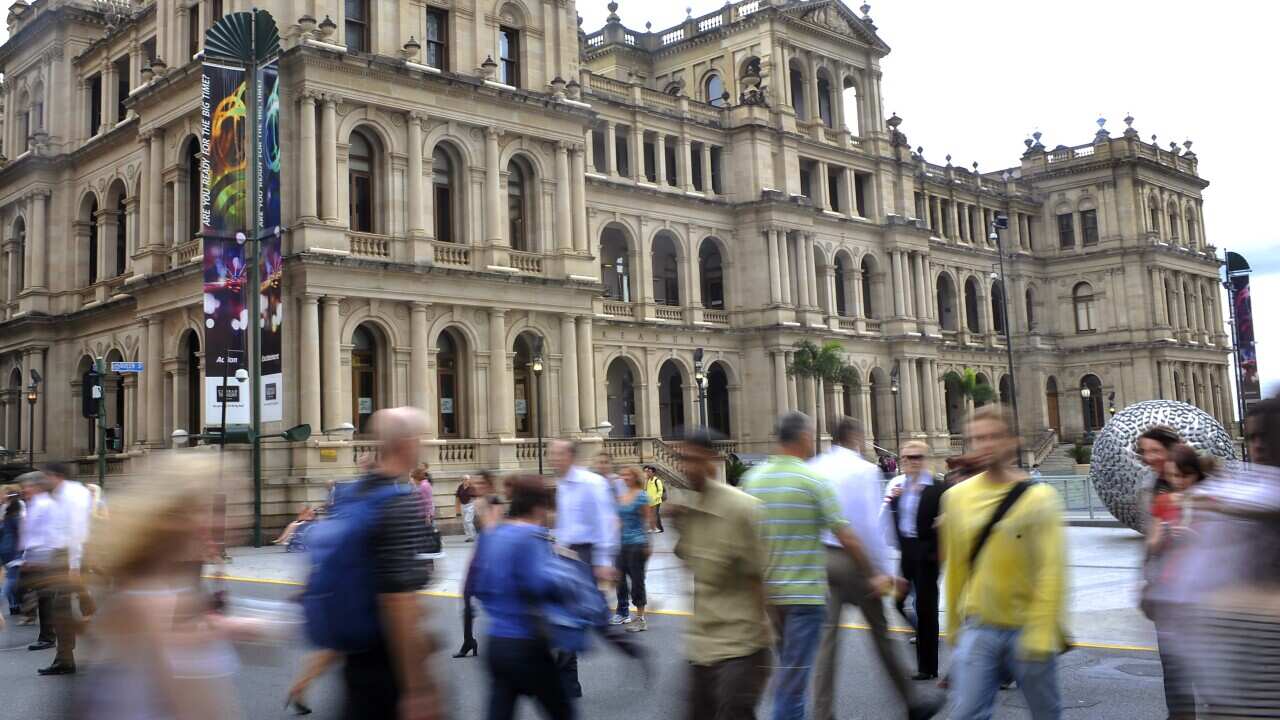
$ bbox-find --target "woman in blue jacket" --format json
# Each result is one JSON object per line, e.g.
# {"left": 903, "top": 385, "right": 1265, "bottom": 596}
{"left": 1, "top": 485, "right": 23, "bottom": 617}
{"left": 470, "top": 474, "right": 573, "bottom": 720}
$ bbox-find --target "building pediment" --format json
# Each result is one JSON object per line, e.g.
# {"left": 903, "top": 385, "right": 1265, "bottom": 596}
{"left": 783, "top": 0, "right": 890, "bottom": 54}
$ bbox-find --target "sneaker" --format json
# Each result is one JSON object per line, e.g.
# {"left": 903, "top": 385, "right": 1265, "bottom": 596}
{"left": 626, "top": 617, "right": 647, "bottom": 632}
{"left": 609, "top": 614, "right": 632, "bottom": 625}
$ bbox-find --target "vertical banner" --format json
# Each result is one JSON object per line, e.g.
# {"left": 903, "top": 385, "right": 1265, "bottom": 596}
{"left": 201, "top": 62, "right": 250, "bottom": 427}
{"left": 1231, "top": 272, "right": 1261, "bottom": 407}
{"left": 257, "top": 60, "right": 284, "bottom": 423}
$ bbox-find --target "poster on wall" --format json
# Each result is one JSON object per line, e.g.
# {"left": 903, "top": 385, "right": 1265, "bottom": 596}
{"left": 257, "top": 60, "right": 284, "bottom": 423}
{"left": 201, "top": 61, "right": 250, "bottom": 427}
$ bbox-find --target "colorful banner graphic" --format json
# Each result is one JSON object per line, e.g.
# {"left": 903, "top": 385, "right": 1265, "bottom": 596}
{"left": 1231, "top": 273, "right": 1261, "bottom": 407}
{"left": 202, "top": 62, "right": 250, "bottom": 427}
{"left": 258, "top": 60, "right": 283, "bottom": 423}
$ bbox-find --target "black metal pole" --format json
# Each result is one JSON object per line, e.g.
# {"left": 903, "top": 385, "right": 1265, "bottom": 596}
{"left": 220, "top": 364, "right": 229, "bottom": 449}
{"left": 96, "top": 358, "right": 106, "bottom": 489}
{"left": 994, "top": 223, "right": 1023, "bottom": 466}
{"left": 245, "top": 10, "right": 265, "bottom": 549}
{"left": 892, "top": 389, "right": 901, "bottom": 455}
{"left": 28, "top": 395, "right": 35, "bottom": 470}
{"left": 535, "top": 376, "right": 544, "bottom": 476}
{"left": 1222, "top": 250, "right": 1248, "bottom": 461}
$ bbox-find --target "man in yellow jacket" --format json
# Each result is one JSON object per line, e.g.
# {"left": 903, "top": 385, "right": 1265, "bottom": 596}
{"left": 942, "top": 405, "right": 1066, "bottom": 720}
{"left": 644, "top": 465, "right": 665, "bottom": 533}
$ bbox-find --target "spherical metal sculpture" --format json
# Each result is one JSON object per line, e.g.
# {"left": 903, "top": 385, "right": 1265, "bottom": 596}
{"left": 1088, "top": 400, "right": 1236, "bottom": 531}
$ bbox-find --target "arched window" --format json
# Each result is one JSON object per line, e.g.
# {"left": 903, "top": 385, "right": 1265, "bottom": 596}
{"left": 1186, "top": 212, "right": 1199, "bottom": 248}
{"left": 936, "top": 274, "right": 958, "bottom": 331}
{"left": 842, "top": 78, "right": 860, "bottom": 135}
{"left": 606, "top": 358, "right": 637, "bottom": 438}
{"left": 707, "top": 363, "right": 731, "bottom": 436}
{"left": 860, "top": 255, "right": 877, "bottom": 318}
{"left": 512, "top": 333, "right": 541, "bottom": 437}
{"left": 348, "top": 130, "right": 376, "bottom": 233}
{"left": 433, "top": 146, "right": 458, "bottom": 242}
{"left": 600, "top": 224, "right": 632, "bottom": 302}
{"left": 1168, "top": 207, "right": 1180, "bottom": 242}
{"left": 186, "top": 138, "right": 202, "bottom": 241}
{"left": 816, "top": 73, "right": 833, "bottom": 127}
{"left": 12, "top": 218, "right": 25, "bottom": 290}
{"left": 789, "top": 63, "right": 806, "bottom": 120}
{"left": 82, "top": 196, "right": 99, "bottom": 286}
{"left": 964, "top": 277, "right": 981, "bottom": 332}
{"left": 704, "top": 73, "right": 726, "bottom": 108}
{"left": 1148, "top": 199, "right": 1161, "bottom": 237}
{"left": 1073, "top": 282, "right": 1096, "bottom": 333}
{"left": 652, "top": 233, "right": 680, "bottom": 306}
{"left": 699, "top": 240, "right": 725, "bottom": 309}
{"left": 991, "top": 280, "right": 1007, "bottom": 335}
{"left": 1080, "top": 374, "right": 1104, "bottom": 435}
{"left": 657, "top": 360, "right": 686, "bottom": 439}
{"left": 115, "top": 192, "right": 127, "bottom": 276}
{"left": 351, "top": 325, "right": 381, "bottom": 434}
{"left": 436, "top": 330, "right": 465, "bottom": 438}
{"left": 1025, "top": 286, "right": 1037, "bottom": 331}
{"left": 507, "top": 157, "right": 534, "bottom": 252}
{"left": 834, "top": 256, "right": 848, "bottom": 316}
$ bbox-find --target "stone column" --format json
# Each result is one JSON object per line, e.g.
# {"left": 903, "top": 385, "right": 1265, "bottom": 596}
{"left": 409, "top": 302, "right": 432, "bottom": 428}
{"left": 298, "top": 93, "right": 318, "bottom": 220}
{"left": 299, "top": 295, "right": 322, "bottom": 433}
{"left": 948, "top": 200, "right": 961, "bottom": 243}
{"left": 779, "top": 232, "right": 793, "bottom": 305}
{"left": 584, "top": 128, "right": 596, "bottom": 173}
{"left": 773, "top": 350, "right": 789, "bottom": 417}
{"left": 576, "top": 316, "right": 596, "bottom": 430}
{"left": 913, "top": 252, "right": 928, "bottom": 320}
{"left": 806, "top": 234, "right": 820, "bottom": 308}
{"left": 570, "top": 145, "right": 588, "bottom": 252}
{"left": 807, "top": 57, "right": 821, "bottom": 122}
{"left": 1152, "top": 268, "right": 1169, "bottom": 326}
{"left": 655, "top": 133, "right": 667, "bottom": 186}
{"left": 27, "top": 191, "right": 47, "bottom": 289}
{"left": 630, "top": 126, "right": 644, "bottom": 182}
{"left": 701, "top": 142, "right": 714, "bottom": 196}
{"left": 485, "top": 128, "right": 504, "bottom": 246}
{"left": 406, "top": 113, "right": 425, "bottom": 235}
{"left": 897, "top": 358, "right": 916, "bottom": 433}
{"left": 488, "top": 308, "right": 510, "bottom": 436}
{"left": 605, "top": 122, "right": 618, "bottom": 178}
{"left": 767, "top": 229, "right": 782, "bottom": 304}
{"left": 815, "top": 161, "right": 829, "bottom": 211}
{"left": 555, "top": 142, "right": 573, "bottom": 252}
{"left": 796, "top": 235, "right": 812, "bottom": 311}
{"left": 146, "top": 316, "right": 164, "bottom": 445}
{"left": 960, "top": 204, "right": 971, "bottom": 243}
{"left": 858, "top": 385, "right": 874, "bottom": 449}
{"left": 979, "top": 283, "right": 994, "bottom": 339}
{"left": 320, "top": 297, "right": 345, "bottom": 429}
{"left": 559, "top": 315, "right": 580, "bottom": 434}
{"left": 891, "top": 250, "right": 906, "bottom": 317}
{"left": 319, "top": 96, "right": 339, "bottom": 221}
{"left": 148, "top": 131, "right": 165, "bottom": 249}
{"left": 786, "top": 353, "right": 798, "bottom": 410}
{"left": 922, "top": 358, "right": 938, "bottom": 432}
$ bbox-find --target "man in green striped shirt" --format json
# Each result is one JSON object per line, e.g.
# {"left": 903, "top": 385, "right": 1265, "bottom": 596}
{"left": 743, "top": 412, "right": 876, "bottom": 720}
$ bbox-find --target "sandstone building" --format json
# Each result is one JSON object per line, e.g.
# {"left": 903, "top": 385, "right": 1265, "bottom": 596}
{"left": 0, "top": 0, "right": 1230, "bottom": 534}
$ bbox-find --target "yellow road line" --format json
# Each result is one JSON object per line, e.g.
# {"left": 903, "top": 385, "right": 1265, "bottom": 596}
{"left": 207, "top": 575, "right": 1157, "bottom": 653}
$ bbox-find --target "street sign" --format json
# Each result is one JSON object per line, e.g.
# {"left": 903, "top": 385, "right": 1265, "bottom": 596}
{"left": 111, "top": 361, "right": 144, "bottom": 373}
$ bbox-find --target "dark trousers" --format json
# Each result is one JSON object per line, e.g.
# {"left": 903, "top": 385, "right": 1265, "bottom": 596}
{"left": 486, "top": 637, "right": 575, "bottom": 720}
{"left": 653, "top": 504, "right": 664, "bottom": 532}
{"left": 31, "top": 556, "right": 78, "bottom": 662}
{"left": 687, "top": 648, "right": 772, "bottom": 720}
{"left": 343, "top": 644, "right": 399, "bottom": 720}
{"left": 615, "top": 544, "right": 648, "bottom": 615}
{"left": 896, "top": 538, "right": 939, "bottom": 676}
{"left": 1153, "top": 604, "right": 1197, "bottom": 718}
{"left": 461, "top": 591, "right": 477, "bottom": 647}
{"left": 560, "top": 543, "right": 646, "bottom": 698}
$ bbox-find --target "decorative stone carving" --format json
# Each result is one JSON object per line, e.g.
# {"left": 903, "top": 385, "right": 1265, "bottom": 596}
{"left": 1089, "top": 400, "right": 1237, "bottom": 531}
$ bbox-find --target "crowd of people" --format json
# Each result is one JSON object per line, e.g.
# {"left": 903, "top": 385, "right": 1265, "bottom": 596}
{"left": 3, "top": 395, "right": 1279, "bottom": 720}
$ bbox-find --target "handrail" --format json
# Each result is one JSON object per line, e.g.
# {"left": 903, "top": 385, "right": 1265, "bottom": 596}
{"left": 1029, "top": 428, "right": 1059, "bottom": 465}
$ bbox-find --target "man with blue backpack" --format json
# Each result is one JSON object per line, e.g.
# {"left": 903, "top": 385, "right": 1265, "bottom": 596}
{"left": 302, "top": 407, "right": 441, "bottom": 720}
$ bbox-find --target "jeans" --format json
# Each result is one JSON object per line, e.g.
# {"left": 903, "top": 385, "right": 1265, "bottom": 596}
{"left": 653, "top": 504, "right": 664, "bottom": 532}
{"left": 768, "top": 604, "right": 827, "bottom": 720}
{"left": 615, "top": 544, "right": 648, "bottom": 616}
{"left": 688, "top": 648, "right": 772, "bottom": 720}
{"left": 2, "top": 563, "right": 19, "bottom": 612}
{"left": 463, "top": 503, "right": 477, "bottom": 540}
{"left": 486, "top": 636, "right": 575, "bottom": 720}
{"left": 950, "top": 622, "right": 1061, "bottom": 720}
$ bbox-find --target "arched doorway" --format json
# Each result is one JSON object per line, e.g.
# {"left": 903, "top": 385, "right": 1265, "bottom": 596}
{"left": 964, "top": 277, "right": 981, "bottom": 332}
{"left": 1080, "top": 374, "right": 1104, "bottom": 436}
{"left": 707, "top": 362, "right": 731, "bottom": 436}
{"left": 605, "top": 358, "right": 637, "bottom": 438}
{"left": 974, "top": 372, "right": 992, "bottom": 408}
{"left": 181, "top": 331, "right": 201, "bottom": 444}
{"left": 600, "top": 224, "right": 633, "bottom": 302}
{"left": 507, "top": 156, "right": 536, "bottom": 251}
{"left": 833, "top": 254, "right": 848, "bottom": 316}
{"left": 432, "top": 144, "right": 462, "bottom": 243}
{"left": 698, "top": 239, "right": 725, "bottom": 309}
{"left": 652, "top": 232, "right": 681, "bottom": 306}
{"left": 937, "top": 273, "right": 958, "bottom": 331}
{"left": 944, "top": 372, "right": 965, "bottom": 434}
{"left": 436, "top": 329, "right": 466, "bottom": 438}
{"left": 999, "top": 374, "right": 1013, "bottom": 405}
{"left": 1045, "top": 376, "right": 1061, "bottom": 431}
{"left": 657, "top": 360, "right": 686, "bottom": 439}
{"left": 860, "top": 255, "right": 880, "bottom": 319}
{"left": 512, "top": 332, "right": 542, "bottom": 438}
{"left": 80, "top": 195, "right": 99, "bottom": 286}
{"left": 991, "top": 280, "right": 1007, "bottom": 335}
{"left": 350, "top": 324, "right": 382, "bottom": 435}
{"left": 348, "top": 129, "right": 380, "bottom": 233}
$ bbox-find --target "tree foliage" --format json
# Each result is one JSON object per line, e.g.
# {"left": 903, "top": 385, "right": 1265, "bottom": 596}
{"left": 942, "top": 367, "right": 996, "bottom": 406}
{"left": 787, "top": 340, "right": 855, "bottom": 387}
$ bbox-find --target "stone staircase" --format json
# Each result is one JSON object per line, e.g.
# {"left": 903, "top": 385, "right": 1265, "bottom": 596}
{"left": 1038, "top": 443, "right": 1080, "bottom": 475}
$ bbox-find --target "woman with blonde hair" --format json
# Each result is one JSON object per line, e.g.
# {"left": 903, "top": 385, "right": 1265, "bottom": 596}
{"left": 76, "top": 452, "right": 253, "bottom": 720}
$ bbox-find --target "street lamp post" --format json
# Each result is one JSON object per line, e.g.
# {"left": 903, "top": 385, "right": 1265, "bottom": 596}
{"left": 1080, "top": 385, "right": 1092, "bottom": 441}
{"left": 991, "top": 215, "right": 1023, "bottom": 466}
{"left": 890, "top": 370, "right": 902, "bottom": 455}
{"left": 531, "top": 336, "right": 545, "bottom": 476}
{"left": 26, "top": 371, "right": 40, "bottom": 469}
{"left": 693, "top": 348, "right": 708, "bottom": 427}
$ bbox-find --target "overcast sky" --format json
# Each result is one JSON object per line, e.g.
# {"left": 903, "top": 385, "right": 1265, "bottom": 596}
{"left": 4, "top": 1, "right": 1276, "bottom": 398}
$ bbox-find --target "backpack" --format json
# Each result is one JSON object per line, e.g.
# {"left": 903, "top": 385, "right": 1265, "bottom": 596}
{"left": 536, "top": 549, "right": 609, "bottom": 654}
{"left": 301, "top": 476, "right": 411, "bottom": 652}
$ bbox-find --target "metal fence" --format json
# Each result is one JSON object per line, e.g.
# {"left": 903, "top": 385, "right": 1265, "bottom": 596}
{"left": 1038, "top": 474, "right": 1110, "bottom": 519}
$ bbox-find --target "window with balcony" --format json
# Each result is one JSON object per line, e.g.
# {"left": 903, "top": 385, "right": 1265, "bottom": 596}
{"left": 663, "top": 140, "right": 677, "bottom": 186}
{"left": 1073, "top": 282, "right": 1096, "bottom": 333}
{"left": 827, "top": 168, "right": 841, "bottom": 211}
{"left": 816, "top": 74, "right": 833, "bottom": 127}
{"left": 789, "top": 64, "right": 806, "bottom": 120}
{"left": 345, "top": 0, "right": 370, "bottom": 53}
{"left": 710, "top": 146, "right": 723, "bottom": 194}
{"left": 699, "top": 239, "right": 725, "bottom": 309}
{"left": 188, "top": 4, "right": 201, "bottom": 58}
{"left": 433, "top": 146, "right": 458, "bottom": 242}
{"left": 1057, "top": 212, "right": 1075, "bottom": 249}
{"left": 798, "top": 161, "right": 813, "bottom": 201}
{"left": 705, "top": 72, "right": 726, "bottom": 108}
{"left": 425, "top": 9, "right": 448, "bottom": 70}
{"left": 507, "top": 157, "right": 535, "bottom": 252}
{"left": 499, "top": 26, "right": 520, "bottom": 87}
{"left": 348, "top": 130, "right": 376, "bottom": 233}
{"left": 115, "top": 56, "right": 130, "bottom": 123}
{"left": 855, "top": 172, "right": 871, "bottom": 217}
{"left": 1081, "top": 208, "right": 1099, "bottom": 246}
{"left": 652, "top": 232, "right": 680, "bottom": 306}
{"left": 691, "top": 142, "right": 704, "bottom": 191}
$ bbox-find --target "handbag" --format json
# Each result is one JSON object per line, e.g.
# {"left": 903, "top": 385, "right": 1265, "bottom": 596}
{"left": 968, "top": 481, "right": 1074, "bottom": 654}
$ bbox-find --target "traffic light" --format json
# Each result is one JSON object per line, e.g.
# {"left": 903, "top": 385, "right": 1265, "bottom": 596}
{"left": 82, "top": 369, "right": 102, "bottom": 419}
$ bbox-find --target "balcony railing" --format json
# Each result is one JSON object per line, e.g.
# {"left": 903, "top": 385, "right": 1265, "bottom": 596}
{"left": 433, "top": 241, "right": 471, "bottom": 268}
{"left": 603, "top": 438, "right": 641, "bottom": 461}
{"left": 703, "top": 309, "right": 729, "bottom": 324}
{"left": 172, "top": 238, "right": 201, "bottom": 267}
{"left": 515, "top": 440, "right": 545, "bottom": 461}
{"left": 348, "top": 232, "right": 392, "bottom": 259}
{"left": 508, "top": 250, "right": 543, "bottom": 274}
{"left": 836, "top": 317, "right": 857, "bottom": 332}
{"left": 654, "top": 305, "right": 683, "bottom": 321}
{"left": 439, "top": 442, "right": 477, "bottom": 464}
{"left": 603, "top": 300, "right": 636, "bottom": 319}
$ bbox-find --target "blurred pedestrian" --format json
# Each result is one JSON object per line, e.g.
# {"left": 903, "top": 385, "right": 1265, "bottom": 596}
{"left": 458, "top": 474, "right": 478, "bottom": 542}
{"left": 671, "top": 428, "right": 773, "bottom": 720}
{"left": 812, "top": 420, "right": 938, "bottom": 720}
{"left": 271, "top": 506, "right": 318, "bottom": 551}
{"left": 1137, "top": 426, "right": 1182, "bottom": 535}
{"left": 25, "top": 463, "right": 92, "bottom": 676}
{"left": 942, "top": 405, "right": 1067, "bottom": 720}
{"left": 742, "top": 412, "right": 874, "bottom": 720}
{"left": 611, "top": 466, "right": 651, "bottom": 631}
{"left": 594, "top": 453, "right": 625, "bottom": 498}
{"left": 456, "top": 470, "right": 505, "bottom": 659}
{"left": 2, "top": 484, "right": 23, "bottom": 619}
{"left": 75, "top": 453, "right": 250, "bottom": 720}
{"left": 885, "top": 441, "right": 946, "bottom": 682}
{"left": 470, "top": 474, "right": 574, "bottom": 720}
{"left": 645, "top": 466, "right": 665, "bottom": 533}
{"left": 301, "top": 407, "right": 440, "bottom": 720}
{"left": 412, "top": 463, "right": 435, "bottom": 524}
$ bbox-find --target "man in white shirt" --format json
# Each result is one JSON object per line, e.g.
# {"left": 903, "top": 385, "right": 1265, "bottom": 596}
{"left": 28, "top": 464, "right": 92, "bottom": 675}
{"left": 811, "top": 419, "right": 941, "bottom": 720}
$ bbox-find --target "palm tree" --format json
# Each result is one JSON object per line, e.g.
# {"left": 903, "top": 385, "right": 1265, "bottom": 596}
{"left": 943, "top": 367, "right": 996, "bottom": 408}
{"left": 787, "top": 340, "right": 851, "bottom": 453}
